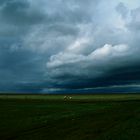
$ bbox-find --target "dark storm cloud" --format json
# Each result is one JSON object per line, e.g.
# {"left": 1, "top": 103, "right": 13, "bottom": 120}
{"left": 0, "top": 0, "right": 45, "bottom": 25}
{"left": 0, "top": 0, "right": 140, "bottom": 93}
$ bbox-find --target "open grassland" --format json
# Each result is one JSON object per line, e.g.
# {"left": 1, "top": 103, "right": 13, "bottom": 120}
{"left": 0, "top": 94, "right": 140, "bottom": 101}
{"left": 0, "top": 94, "right": 140, "bottom": 140}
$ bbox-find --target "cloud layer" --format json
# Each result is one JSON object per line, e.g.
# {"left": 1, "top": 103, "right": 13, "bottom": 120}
{"left": 0, "top": 0, "right": 140, "bottom": 93}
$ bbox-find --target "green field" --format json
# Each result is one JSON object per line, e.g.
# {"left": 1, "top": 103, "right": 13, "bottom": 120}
{"left": 0, "top": 94, "right": 140, "bottom": 140}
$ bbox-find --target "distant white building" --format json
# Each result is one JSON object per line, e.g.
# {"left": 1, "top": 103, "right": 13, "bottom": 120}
{"left": 63, "top": 96, "right": 72, "bottom": 100}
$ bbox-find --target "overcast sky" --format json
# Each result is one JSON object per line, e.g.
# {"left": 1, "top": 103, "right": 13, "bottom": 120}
{"left": 0, "top": 0, "right": 140, "bottom": 93}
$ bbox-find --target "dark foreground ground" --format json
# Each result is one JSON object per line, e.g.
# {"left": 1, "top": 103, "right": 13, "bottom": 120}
{"left": 0, "top": 94, "right": 140, "bottom": 140}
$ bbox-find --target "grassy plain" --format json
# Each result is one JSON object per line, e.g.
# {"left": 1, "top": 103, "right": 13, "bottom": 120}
{"left": 0, "top": 94, "right": 140, "bottom": 140}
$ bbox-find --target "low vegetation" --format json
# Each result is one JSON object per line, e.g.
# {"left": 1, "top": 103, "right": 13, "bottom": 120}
{"left": 0, "top": 94, "right": 140, "bottom": 140}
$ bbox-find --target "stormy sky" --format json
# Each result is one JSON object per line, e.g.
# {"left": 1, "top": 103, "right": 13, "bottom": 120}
{"left": 0, "top": 0, "right": 140, "bottom": 93}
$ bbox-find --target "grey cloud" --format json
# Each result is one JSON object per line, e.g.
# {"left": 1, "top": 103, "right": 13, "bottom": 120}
{"left": 116, "top": 2, "right": 129, "bottom": 18}
{"left": 46, "top": 44, "right": 132, "bottom": 82}
{"left": 0, "top": 0, "right": 45, "bottom": 25}
{"left": 0, "top": 0, "right": 140, "bottom": 93}
{"left": 128, "top": 7, "right": 140, "bottom": 31}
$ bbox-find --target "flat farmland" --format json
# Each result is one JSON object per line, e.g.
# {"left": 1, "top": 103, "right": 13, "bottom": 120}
{"left": 0, "top": 94, "right": 140, "bottom": 140}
